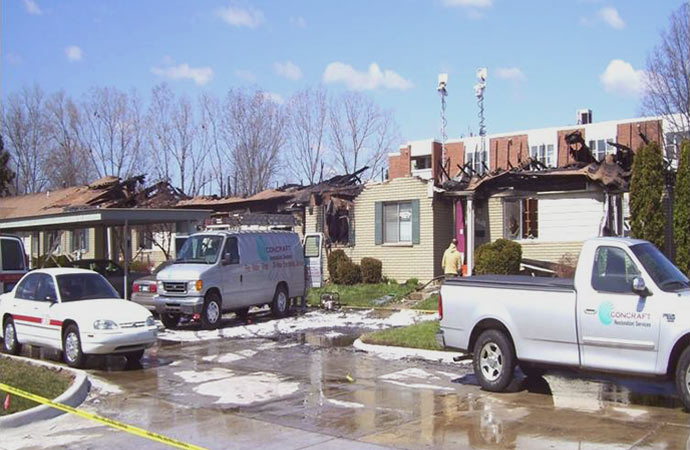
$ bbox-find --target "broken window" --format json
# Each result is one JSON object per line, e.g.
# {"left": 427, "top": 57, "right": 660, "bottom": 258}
{"left": 325, "top": 198, "right": 353, "bottom": 246}
{"left": 504, "top": 198, "right": 538, "bottom": 240}
{"left": 411, "top": 156, "right": 432, "bottom": 170}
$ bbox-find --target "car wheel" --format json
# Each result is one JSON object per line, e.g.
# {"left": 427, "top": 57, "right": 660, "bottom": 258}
{"left": 235, "top": 307, "right": 250, "bottom": 321}
{"left": 2, "top": 317, "right": 22, "bottom": 355}
{"left": 160, "top": 313, "right": 181, "bottom": 329}
{"left": 63, "top": 324, "right": 85, "bottom": 368}
{"left": 473, "top": 329, "right": 515, "bottom": 392}
{"left": 124, "top": 349, "right": 145, "bottom": 363}
{"left": 675, "top": 346, "right": 690, "bottom": 411}
{"left": 201, "top": 292, "right": 222, "bottom": 330}
{"left": 519, "top": 362, "right": 546, "bottom": 378}
{"left": 271, "top": 285, "right": 288, "bottom": 318}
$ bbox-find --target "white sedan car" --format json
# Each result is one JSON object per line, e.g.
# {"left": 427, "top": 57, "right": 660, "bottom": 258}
{"left": 0, "top": 268, "right": 157, "bottom": 368}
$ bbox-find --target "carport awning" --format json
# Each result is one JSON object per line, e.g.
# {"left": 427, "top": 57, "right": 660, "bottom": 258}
{"left": 0, "top": 208, "right": 212, "bottom": 232}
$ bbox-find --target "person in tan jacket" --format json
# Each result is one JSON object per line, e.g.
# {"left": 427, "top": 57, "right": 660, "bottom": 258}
{"left": 442, "top": 239, "right": 462, "bottom": 277}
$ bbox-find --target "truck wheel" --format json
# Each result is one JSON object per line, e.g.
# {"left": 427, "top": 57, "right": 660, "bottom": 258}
{"left": 271, "top": 285, "right": 288, "bottom": 318}
{"left": 674, "top": 346, "right": 690, "bottom": 411}
{"left": 473, "top": 329, "right": 515, "bottom": 392}
{"left": 201, "top": 292, "right": 222, "bottom": 330}
{"left": 519, "top": 362, "right": 546, "bottom": 378}
{"left": 2, "top": 317, "right": 22, "bottom": 355}
{"left": 160, "top": 313, "right": 181, "bottom": 329}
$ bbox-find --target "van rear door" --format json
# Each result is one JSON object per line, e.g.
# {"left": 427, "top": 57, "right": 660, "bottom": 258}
{"left": 1, "top": 237, "right": 28, "bottom": 293}
{"left": 303, "top": 233, "right": 323, "bottom": 288}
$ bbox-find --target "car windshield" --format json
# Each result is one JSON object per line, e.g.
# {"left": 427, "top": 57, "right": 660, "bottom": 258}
{"left": 175, "top": 235, "right": 223, "bottom": 264}
{"left": 56, "top": 273, "right": 120, "bottom": 302}
{"left": 631, "top": 243, "right": 690, "bottom": 292}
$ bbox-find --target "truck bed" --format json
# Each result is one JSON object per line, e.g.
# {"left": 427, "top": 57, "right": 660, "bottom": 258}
{"left": 443, "top": 275, "right": 574, "bottom": 292}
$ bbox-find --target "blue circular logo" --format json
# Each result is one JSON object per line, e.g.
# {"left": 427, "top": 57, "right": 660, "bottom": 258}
{"left": 599, "top": 301, "right": 613, "bottom": 325}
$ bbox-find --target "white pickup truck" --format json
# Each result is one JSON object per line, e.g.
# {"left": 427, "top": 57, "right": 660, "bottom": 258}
{"left": 437, "top": 237, "right": 690, "bottom": 409}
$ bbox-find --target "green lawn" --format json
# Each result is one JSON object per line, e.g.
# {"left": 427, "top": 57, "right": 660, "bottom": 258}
{"left": 412, "top": 294, "right": 438, "bottom": 311}
{"left": 307, "top": 282, "right": 414, "bottom": 308}
{"left": 0, "top": 357, "right": 73, "bottom": 416}
{"left": 360, "top": 320, "right": 442, "bottom": 351}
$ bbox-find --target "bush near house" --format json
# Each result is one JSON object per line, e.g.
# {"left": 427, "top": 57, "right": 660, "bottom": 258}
{"left": 336, "top": 259, "right": 362, "bottom": 285}
{"left": 474, "top": 239, "right": 522, "bottom": 275}
{"left": 630, "top": 141, "right": 666, "bottom": 251}
{"left": 361, "top": 257, "right": 382, "bottom": 284}
{"left": 674, "top": 141, "right": 690, "bottom": 276}
{"left": 327, "top": 249, "right": 349, "bottom": 284}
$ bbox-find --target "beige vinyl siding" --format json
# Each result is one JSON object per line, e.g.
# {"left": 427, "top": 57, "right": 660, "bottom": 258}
{"left": 488, "top": 197, "right": 503, "bottom": 242}
{"left": 343, "top": 177, "right": 438, "bottom": 282}
{"left": 520, "top": 241, "right": 584, "bottom": 263}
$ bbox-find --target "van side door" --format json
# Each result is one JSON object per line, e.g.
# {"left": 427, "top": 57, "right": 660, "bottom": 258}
{"left": 220, "top": 237, "right": 247, "bottom": 309}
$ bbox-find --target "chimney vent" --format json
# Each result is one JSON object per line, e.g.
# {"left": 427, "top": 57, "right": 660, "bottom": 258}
{"left": 577, "top": 109, "right": 593, "bottom": 125}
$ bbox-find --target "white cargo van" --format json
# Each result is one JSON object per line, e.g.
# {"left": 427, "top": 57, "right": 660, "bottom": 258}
{"left": 155, "top": 230, "right": 309, "bottom": 329}
{"left": 0, "top": 235, "right": 28, "bottom": 294}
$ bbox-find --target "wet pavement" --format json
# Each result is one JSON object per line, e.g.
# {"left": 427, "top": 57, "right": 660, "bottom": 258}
{"left": 4, "top": 310, "right": 690, "bottom": 449}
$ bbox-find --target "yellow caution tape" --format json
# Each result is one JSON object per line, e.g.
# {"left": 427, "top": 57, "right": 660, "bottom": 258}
{"left": 0, "top": 382, "right": 207, "bottom": 450}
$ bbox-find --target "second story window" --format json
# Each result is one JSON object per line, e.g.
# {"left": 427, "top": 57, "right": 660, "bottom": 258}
{"left": 530, "top": 144, "right": 555, "bottom": 167}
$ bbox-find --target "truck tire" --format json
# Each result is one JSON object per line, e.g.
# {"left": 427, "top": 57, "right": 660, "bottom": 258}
{"left": 201, "top": 292, "right": 222, "bottom": 330}
{"left": 271, "top": 285, "right": 288, "bottom": 318}
{"left": 473, "top": 329, "right": 515, "bottom": 392}
{"left": 675, "top": 346, "right": 690, "bottom": 411}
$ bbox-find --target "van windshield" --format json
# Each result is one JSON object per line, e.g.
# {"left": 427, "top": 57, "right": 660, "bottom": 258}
{"left": 175, "top": 235, "right": 224, "bottom": 264}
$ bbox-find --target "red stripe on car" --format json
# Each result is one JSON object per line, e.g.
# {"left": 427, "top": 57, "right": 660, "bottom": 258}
{"left": 13, "top": 314, "right": 41, "bottom": 324}
{"left": 49, "top": 320, "right": 63, "bottom": 327}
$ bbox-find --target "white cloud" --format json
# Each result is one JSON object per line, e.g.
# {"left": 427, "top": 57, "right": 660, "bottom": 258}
{"left": 274, "top": 61, "right": 303, "bottom": 80}
{"left": 234, "top": 69, "right": 256, "bottom": 82}
{"left": 216, "top": 5, "right": 264, "bottom": 28}
{"left": 441, "top": 0, "right": 492, "bottom": 7}
{"left": 261, "top": 92, "right": 284, "bottom": 104}
{"left": 322, "top": 62, "right": 413, "bottom": 91}
{"left": 598, "top": 6, "right": 625, "bottom": 29}
{"left": 495, "top": 67, "right": 526, "bottom": 82}
{"left": 151, "top": 63, "right": 214, "bottom": 85}
{"left": 64, "top": 45, "right": 83, "bottom": 62}
{"left": 290, "top": 16, "right": 306, "bottom": 28}
{"left": 23, "top": 0, "right": 42, "bottom": 15}
{"left": 599, "top": 59, "right": 646, "bottom": 96}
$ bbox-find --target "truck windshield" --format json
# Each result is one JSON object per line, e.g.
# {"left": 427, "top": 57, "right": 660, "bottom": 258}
{"left": 631, "top": 243, "right": 690, "bottom": 292}
{"left": 175, "top": 235, "right": 223, "bottom": 264}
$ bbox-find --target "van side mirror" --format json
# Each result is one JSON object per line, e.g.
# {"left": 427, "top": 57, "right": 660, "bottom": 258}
{"left": 632, "top": 277, "right": 651, "bottom": 297}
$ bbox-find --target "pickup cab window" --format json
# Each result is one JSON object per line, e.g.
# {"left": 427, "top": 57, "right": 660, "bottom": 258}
{"left": 591, "top": 246, "right": 640, "bottom": 293}
{"left": 631, "top": 243, "right": 690, "bottom": 292}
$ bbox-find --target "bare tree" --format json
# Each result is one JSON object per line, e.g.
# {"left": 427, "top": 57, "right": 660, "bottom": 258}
{"left": 329, "top": 91, "right": 400, "bottom": 180}
{"left": 643, "top": 3, "right": 690, "bottom": 139}
{"left": 76, "top": 87, "right": 145, "bottom": 179}
{"left": 199, "top": 93, "right": 230, "bottom": 195}
{"left": 286, "top": 87, "right": 328, "bottom": 185}
{"left": 44, "top": 91, "right": 93, "bottom": 188}
{"left": 1, "top": 85, "right": 50, "bottom": 193}
{"left": 148, "top": 84, "right": 210, "bottom": 196}
{"left": 221, "top": 89, "right": 287, "bottom": 196}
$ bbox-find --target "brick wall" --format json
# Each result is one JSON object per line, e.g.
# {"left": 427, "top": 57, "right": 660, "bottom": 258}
{"left": 489, "top": 135, "right": 529, "bottom": 170}
{"left": 431, "top": 141, "right": 442, "bottom": 181}
{"left": 388, "top": 146, "right": 411, "bottom": 180}
{"left": 617, "top": 119, "right": 663, "bottom": 152}
{"left": 446, "top": 142, "right": 465, "bottom": 178}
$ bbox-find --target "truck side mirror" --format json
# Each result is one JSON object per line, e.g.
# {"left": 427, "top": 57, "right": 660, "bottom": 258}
{"left": 632, "top": 277, "right": 651, "bottom": 297}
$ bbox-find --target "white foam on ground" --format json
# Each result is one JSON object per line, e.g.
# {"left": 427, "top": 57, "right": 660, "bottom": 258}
{"left": 159, "top": 309, "right": 436, "bottom": 343}
{"left": 174, "top": 368, "right": 233, "bottom": 384}
{"left": 193, "top": 372, "right": 300, "bottom": 405}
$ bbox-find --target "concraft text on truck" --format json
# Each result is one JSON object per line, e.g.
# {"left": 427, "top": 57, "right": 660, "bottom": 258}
{"left": 437, "top": 237, "right": 690, "bottom": 409}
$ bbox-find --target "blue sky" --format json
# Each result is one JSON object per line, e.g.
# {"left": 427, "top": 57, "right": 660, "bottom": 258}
{"left": 2, "top": 0, "right": 682, "bottom": 143}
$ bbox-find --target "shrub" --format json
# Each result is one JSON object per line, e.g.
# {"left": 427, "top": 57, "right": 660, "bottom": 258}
{"left": 336, "top": 259, "right": 362, "bottom": 285}
{"left": 555, "top": 253, "right": 578, "bottom": 278}
{"left": 361, "top": 257, "right": 382, "bottom": 283}
{"left": 474, "top": 239, "right": 522, "bottom": 275}
{"left": 128, "top": 259, "right": 152, "bottom": 273}
{"left": 406, "top": 278, "right": 419, "bottom": 287}
{"left": 674, "top": 140, "right": 690, "bottom": 275}
{"left": 630, "top": 141, "right": 666, "bottom": 251}
{"left": 327, "top": 249, "right": 349, "bottom": 284}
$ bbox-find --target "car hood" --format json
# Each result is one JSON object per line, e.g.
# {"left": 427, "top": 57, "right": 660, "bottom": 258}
{"left": 156, "top": 264, "right": 211, "bottom": 281}
{"left": 56, "top": 299, "right": 152, "bottom": 323}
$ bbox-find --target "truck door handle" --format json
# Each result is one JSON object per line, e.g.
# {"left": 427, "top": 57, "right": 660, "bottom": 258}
{"left": 584, "top": 308, "right": 597, "bottom": 315}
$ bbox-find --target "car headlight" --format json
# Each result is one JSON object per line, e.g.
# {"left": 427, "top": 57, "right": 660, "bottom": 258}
{"left": 187, "top": 280, "right": 203, "bottom": 292}
{"left": 145, "top": 316, "right": 156, "bottom": 327}
{"left": 93, "top": 319, "right": 119, "bottom": 330}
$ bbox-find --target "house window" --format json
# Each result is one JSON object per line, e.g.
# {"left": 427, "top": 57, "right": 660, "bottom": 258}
{"left": 137, "top": 229, "right": 153, "bottom": 251}
{"left": 588, "top": 139, "right": 615, "bottom": 162}
{"left": 44, "top": 231, "right": 60, "bottom": 253}
{"left": 411, "top": 156, "right": 431, "bottom": 170}
{"left": 530, "top": 144, "right": 555, "bottom": 167}
{"left": 504, "top": 199, "right": 538, "bottom": 240}
{"left": 71, "top": 229, "right": 89, "bottom": 253}
{"left": 384, "top": 202, "right": 413, "bottom": 244}
{"left": 467, "top": 149, "right": 488, "bottom": 175}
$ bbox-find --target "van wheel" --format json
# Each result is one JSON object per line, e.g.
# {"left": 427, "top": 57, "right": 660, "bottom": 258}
{"left": 3, "top": 317, "right": 22, "bottom": 355}
{"left": 201, "top": 292, "right": 222, "bottom": 330}
{"left": 63, "top": 325, "right": 85, "bottom": 368}
{"left": 161, "top": 313, "right": 181, "bottom": 329}
{"left": 271, "top": 285, "right": 288, "bottom": 318}
{"left": 674, "top": 346, "right": 690, "bottom": 411}
{"left": 473, "top": 329, "right": 515, "bottom": 392}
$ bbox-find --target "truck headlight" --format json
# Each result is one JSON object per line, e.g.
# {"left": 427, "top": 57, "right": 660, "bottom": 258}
{"left": 157, "top": 281, "right": 164, "bottom": 292}
{"left": 145, "top": 316, "right": 156, "bottom": 327}
{"left": 93, "top": 319, "right": 119, "bottom": 330}
{"left": 188, "top": 280, "right": 203, "bottom": 292}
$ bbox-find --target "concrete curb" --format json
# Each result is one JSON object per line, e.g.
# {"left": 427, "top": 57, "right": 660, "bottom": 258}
{"left": 0, "top": 355, "right": 90, "bottom": 428}
{"left": 353, "top": 338, "right": 469, "bottom": 364}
